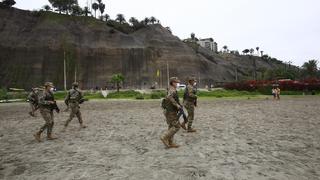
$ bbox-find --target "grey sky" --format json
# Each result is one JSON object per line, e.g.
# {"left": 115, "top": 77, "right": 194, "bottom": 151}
{"left": 15, "top": 0, "right": 320, "bottom": 66}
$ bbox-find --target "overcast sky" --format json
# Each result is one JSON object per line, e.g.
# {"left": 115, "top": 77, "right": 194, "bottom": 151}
{"left": 14, "top": 0, "right": 320, "bottom": 66}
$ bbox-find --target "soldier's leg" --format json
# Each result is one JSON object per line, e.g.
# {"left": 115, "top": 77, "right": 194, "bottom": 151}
{"left": 76, "top": 107, "right": 87, "bottom": 128}
{"left": 65, "top": 105, "right": 76, "bottom": 127}
{"left": 186, "top": 104, "right": 195, "bottom": 130}
{"left": 29, "top": 103, "right": 35, "bottom": 117}
{"left": 47, "top": 111, "right": 57, "bottom": 140}
{"left": 34, "top": 109, "right": 50, "bottom": 142}
{"left": 161, "top": 112, "right": 180, "bottom": 148}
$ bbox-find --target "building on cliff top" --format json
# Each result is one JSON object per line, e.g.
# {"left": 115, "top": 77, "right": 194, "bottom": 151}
{"left": 197, "top": 38, "right": 218, "bottom": 53}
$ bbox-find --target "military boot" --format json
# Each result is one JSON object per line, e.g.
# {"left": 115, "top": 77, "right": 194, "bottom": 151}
{"left": 80, "top": 123, "right": 87, "bottom": 129}
{"left": 33, "top": 131, "right": 42, "bottom": 142}
{"left": 160, "top": 135, "right": 170, "bottom": 148}
{"left": 187, "top": 127, "right": 196, "bottom": 133}
{"left": 180, "top": 122, "right": 187, "bottom": 130}
{"left": 47, "top": 133, "right": 58, "bottom": 140}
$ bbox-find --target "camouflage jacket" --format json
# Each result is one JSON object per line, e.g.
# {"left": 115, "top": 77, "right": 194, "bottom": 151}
{"left": 38, "top": 91, "right": 55, "bottom": 109}
{"left": 165, "top": 85, "right": 181, "bottom": 112}
{"left": 183, "top": 84, "right": 197, "bottom": 103}
{"left": 65, "top": 88, "right": 83, "bottom": 104}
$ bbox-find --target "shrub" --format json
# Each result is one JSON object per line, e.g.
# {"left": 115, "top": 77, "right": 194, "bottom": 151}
{"left": 135, "top": 94, "right": 144, "bottom": 100}
{"left": 107, "top": 90, "right": 141, "bottom": 99}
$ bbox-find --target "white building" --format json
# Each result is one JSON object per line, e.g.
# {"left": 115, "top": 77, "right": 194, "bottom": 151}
{"left": 197, "top": 38, "right": 218, "bottom": 53}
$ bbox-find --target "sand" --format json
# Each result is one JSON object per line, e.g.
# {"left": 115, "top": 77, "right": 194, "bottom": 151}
{"left": 0, "top": 97, "right": 320, "bottom": 180}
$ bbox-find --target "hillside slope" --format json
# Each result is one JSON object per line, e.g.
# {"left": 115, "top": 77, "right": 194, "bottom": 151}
{"left": 0, "top": 8, "right": 285, "bottom": 89}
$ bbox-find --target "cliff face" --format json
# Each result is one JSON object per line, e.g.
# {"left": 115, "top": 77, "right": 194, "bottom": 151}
{"left": 0, "top": 8, "right": 284, "bottom": 90}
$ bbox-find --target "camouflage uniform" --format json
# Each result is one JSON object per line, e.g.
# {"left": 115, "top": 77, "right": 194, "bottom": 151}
{"left": 27, "top": 88, "right": 40, "bottom": 117}
{"left": 34, "top": 82, "right": 58, "bottom": 141}
{"left": 161, "top": 77, "right": 181, "bottom": 148}
{"left": 183, "top": 77, "right": 197, "bottom": 132}
{"left": 64, "top": 82, "right": 86, "bottom": 128}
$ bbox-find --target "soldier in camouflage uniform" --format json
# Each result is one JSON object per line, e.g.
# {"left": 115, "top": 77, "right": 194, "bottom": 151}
{"left": 27, "top": 88, "right": 41, "bottom": 117}
{"left": 182, "top": 77, "right": 197, "bottom": 132}
{"left": 160, "top": 77, "right": 182, "bottom": 148}
{"left": 34, "top": 82, "right": 59, "bottom": 142}
{"left": 64, "top": 82, "right": 87, "bottom": 129}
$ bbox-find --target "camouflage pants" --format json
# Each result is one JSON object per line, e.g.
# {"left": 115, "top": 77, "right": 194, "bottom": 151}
{"left": 65, "top": 103, "right": 83, "bottom": 126}
{"left": 184, "top": 102, "right": 195, "bottom": 129}
{"left": 29, "top": 103, "right": 36, "bottom": 114}
{"left": 163, "top": 111, "right": 180, "bottom": 143}
{"left": 39, "top": 108, "right": 54, "bottom": 136}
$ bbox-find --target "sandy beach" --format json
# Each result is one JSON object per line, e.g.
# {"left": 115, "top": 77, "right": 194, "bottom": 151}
{"left": 0, "top": 97, "right": 319, "bottom": 180}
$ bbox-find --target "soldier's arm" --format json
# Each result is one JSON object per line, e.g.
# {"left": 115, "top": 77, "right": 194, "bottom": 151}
{"left": 38, "top": 93, "right": 51, "bottom": 105}
{"left": 167, "top": 90, "right": 180, "bottom": 109}
{"left": 187, "top": 86, "right": 197, "bottom": 99}
{"left": 27, "top": 93, "right": 34, "bottom": 101}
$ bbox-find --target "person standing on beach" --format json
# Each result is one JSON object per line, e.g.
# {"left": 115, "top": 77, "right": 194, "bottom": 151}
{"left": 182, "top": 77, "right": 197, "bottom": 132}
{"left": 272, "top": 87, "right": 277, "bottom": 100}
{"left": 276, "top": 86, "right": 281, "bottom": 100}
{"left": 64, "top": 82, "right": 87, "bottom": 129}
{"left": 33, "top": 82, "right": 59, "bottom": 142}
{"left": 160, "top": 77, "right": 182, "bottom": 148}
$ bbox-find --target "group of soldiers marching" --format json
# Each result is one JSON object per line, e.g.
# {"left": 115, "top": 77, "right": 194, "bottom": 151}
{"left": 28, "top": 82, "right": 86, "bottom": 142}
{"left": 161, "top": 76, "right": 198, "bottom": 148}
{"left": 27, "top": 77, "right": 198, "bottom": 149}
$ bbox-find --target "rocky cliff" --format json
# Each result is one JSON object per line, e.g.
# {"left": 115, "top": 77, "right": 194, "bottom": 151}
{"left": 0, "top": 8, "right": 285, "bottom": 89}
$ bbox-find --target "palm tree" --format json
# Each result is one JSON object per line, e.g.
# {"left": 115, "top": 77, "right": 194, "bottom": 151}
{"left": 223, "top": 45, "right": 228, "bottom": 53}
{"left": 249, "top": 48, "right": 254, "bottom": 55}
{"left": 260, "top": 50, "right": 264, "bottom": 56}
{"left": 116, "top": 14, "right": 126, "bottom": 24}
{"left": 111, "top": 73, "right": 125, "bottom": 92}
{"left": 92, "top": 2, "right": 99, "bottom": 18}
{"left": 143, "top": 17, "right": 150, "bottom": 25}
{"left": 43, "top": 5, "right": 51, "bottom": 11}
{"left": 98, "top": 2, "right": 105, "bottom": 17}
{"left": 150, "top": 16, "right": 157, "bottom": 24}
{"left": 104, "top": 14, "right": 110, "bottom": 22}
{"left": 129, "top": 17, "right": 138, "bottom": 25}
{"left": 242, "top": 49, "right": 250, "bottom": 55}
{"left": 191, "top": 33, "right": 195, "bottom": 40}
{"left": 83, "top": 6, "right": 90, "bottom": 16}
{"left": 302, "top": 59, "right": 318, "bottom": 77}
{"left": 256, "top": 47, "right": 259, "bottom": 56}
{"left": 0, "top": 0, "right": 16, "bottom": 8}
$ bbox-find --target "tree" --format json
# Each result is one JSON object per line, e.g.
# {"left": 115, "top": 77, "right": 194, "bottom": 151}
{"left": 223, "top": 45, "right": 228, "bottom": 53}
{"left": 116, "top": 14, "right": 126, "bottom": 24}
{"left": 49, "top": 0, "right": 64, "bottom": 14}
{"left": 249, "top": 48, "right": 254, "bottom": 55}
{"left": 302, "top": 59, "right": 318, "bottom": 78}
{"left": 49, "top": 0, "right": 77, "bottom": 14}
{"left": 0, "top": 0, "right": 16, "bottom": 8}
{"left": 104, "top": 14, "right": 110, "bottom": 22}
{"left": 242, "top": 49, "right": 250, "bottom": 55}
{"left": 260, "top": 50, "right": 264, "bottom": 56}
{"left": 256, "top": 47, "right": 259, "bottom": 56}
{"left": 71, "top": 4, "right": 82, "bottom": 16}
{"left": 83, "top": 6, "right": 90, "bottom": 16}
{"left": 98, "top": 2, "right": 105, "bottom": 17}
{"left": 191, "top": 33, "right": 195, "bottom": 40}
{"left": 143, "top": 17, "right": 150, "bottom": 25}
{"left": 91, "top": 2, "right": 99, "bottom": 18}
{"left": 42, "top": 5, "right": 51, "bottom": 11}
{"left": 150, "top": 16, "right": 157, "bottom": 24}
{"left": 111, "top": 73, "right": 125, "bottom": 92}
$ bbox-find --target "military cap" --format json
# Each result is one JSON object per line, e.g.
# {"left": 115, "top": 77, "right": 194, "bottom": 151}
{"left": 169, "top": 77, "right": 180, "bottom": 83}
{"left": 44, "top": 82, "right": 54, "bottom": 87}
{"left": 72, "top": 82, "right": 79, "bottom": 87}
